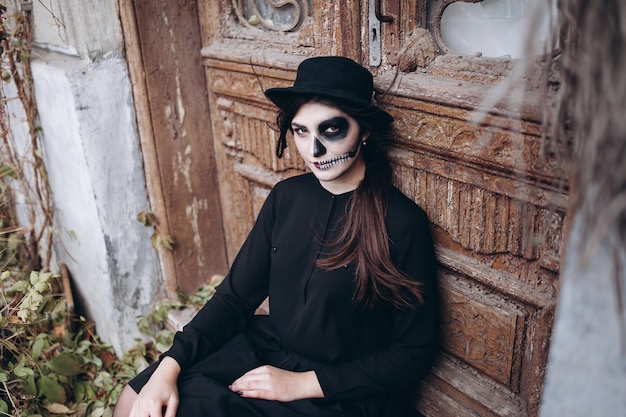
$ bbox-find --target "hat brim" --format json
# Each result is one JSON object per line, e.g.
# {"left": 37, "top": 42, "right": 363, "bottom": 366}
{"left": 264, "top": 86, "right": 394, "bottom": 123}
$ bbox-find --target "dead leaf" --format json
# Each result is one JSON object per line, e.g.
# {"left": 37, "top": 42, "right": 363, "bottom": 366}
{"left": 44, "top": 402, "right": 74, "bottom": 414}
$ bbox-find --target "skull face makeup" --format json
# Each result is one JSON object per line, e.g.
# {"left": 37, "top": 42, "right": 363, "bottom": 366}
{"left": 311, "top": 116, "right": 351, "bottom": 157}
{"left": 291, "top": 101, "right": 368, "bottom": 194}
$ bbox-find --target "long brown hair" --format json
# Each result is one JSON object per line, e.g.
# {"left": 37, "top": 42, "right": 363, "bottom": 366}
{"left": 275, "top": 95, "right": 424, "bottom": 310}
{"left": 551, "top": 0, "right": 626, "bottom": 248}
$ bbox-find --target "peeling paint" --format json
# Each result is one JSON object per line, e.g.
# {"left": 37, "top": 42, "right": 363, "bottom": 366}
{"left": 185, "top": 197, "right": 209, "bottom": 271}
{"left": 173, "top": 145, "right": 193, "bottom": 192}
{"left": 175, "top": 72, "right": 187, "bottom": 132}
{"left": 160, "top": 9, "right": 186, "bottom": 136}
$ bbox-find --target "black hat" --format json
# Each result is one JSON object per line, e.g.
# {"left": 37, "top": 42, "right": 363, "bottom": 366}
{"left": 264, "top": 56, "right": 393, "bottom": 123}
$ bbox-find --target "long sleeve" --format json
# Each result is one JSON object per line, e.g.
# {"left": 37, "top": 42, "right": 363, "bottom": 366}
{"left": 162, "top": 188, "right": 277, "bottom": 370}
{"left": 314, "top": 191, "right": 439, "bottom": 400}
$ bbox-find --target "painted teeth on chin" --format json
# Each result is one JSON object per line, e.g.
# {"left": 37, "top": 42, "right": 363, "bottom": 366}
{"left": 317, "top": 154, "right": 349, "bottom": 170}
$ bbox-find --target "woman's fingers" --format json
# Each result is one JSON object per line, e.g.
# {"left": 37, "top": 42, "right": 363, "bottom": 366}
{"left": 163, "top": 395, "right": 179, "bottom": 417}
{"left": 129, "top": 388, "right": 178, "bottom": 417}
{"left": 231, "top": 366, "right": 278, "bottom": 399}
{"left": 230, "top": 365, "right": 322, "bottom": 402}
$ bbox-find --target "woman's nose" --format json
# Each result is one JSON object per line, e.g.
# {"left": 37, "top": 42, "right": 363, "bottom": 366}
{"left": 312, "top": 137, "right": 327, "bottom": 157}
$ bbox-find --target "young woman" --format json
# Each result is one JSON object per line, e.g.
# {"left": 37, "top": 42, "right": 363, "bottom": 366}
{"left": 114, "top": 56, "right": 439, "bottom": 417}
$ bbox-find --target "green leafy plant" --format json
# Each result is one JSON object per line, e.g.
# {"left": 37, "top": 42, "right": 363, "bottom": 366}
{"left": 0, "top": 264, "right": 222, "bottom": 417}
{"left": 0, "top": 270, "right": 128, "bottom": 416}
{"left": 134, "top": 277, "right": 223, "bottom": 356}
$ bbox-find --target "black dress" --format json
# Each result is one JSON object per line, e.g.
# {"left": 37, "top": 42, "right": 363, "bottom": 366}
{"left": 129, "top": 173, "right": 438, "bottom": 417}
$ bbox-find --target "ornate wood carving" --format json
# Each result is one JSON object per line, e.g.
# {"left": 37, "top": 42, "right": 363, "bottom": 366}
{"left": 393, "top": 160, "right": 565, "bottom": 263}
{"left": 440, "top": 272, "right": 525, "bottom": 387}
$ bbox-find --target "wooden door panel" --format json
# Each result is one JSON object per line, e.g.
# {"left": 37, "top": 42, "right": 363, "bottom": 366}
{"left": 439, "top": 273, "right": 526, "bottom": 389}
{"left": 384, "top": 73, "right": 563, "bottom": 416}
{"left": 130, "top": 0, "right": 229, "bottom": 295}
{"left": 195, "top": 1, "right": 565, "bottom": 416}
{"left": 202, "top": 54, "right": 307, "bottom": 259}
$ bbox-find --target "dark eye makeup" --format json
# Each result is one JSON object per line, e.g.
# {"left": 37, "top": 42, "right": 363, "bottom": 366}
{"left": 318, "top": 117, "right": 350, "bottom": 141}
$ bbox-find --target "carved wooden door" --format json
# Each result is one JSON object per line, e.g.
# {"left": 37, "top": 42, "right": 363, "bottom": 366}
{"left": 198, "top": 1, "right": 565, "bottom": 417}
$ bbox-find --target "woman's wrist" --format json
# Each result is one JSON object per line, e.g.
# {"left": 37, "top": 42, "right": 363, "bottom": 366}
{"left": 154, "top": 356, "right": 182, "bottom": 382}
{"left": 302, "top": 371, "right": 324, "bottom": 399}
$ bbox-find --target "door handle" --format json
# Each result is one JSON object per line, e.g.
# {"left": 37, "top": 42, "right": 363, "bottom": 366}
{"left": 375, "top": 0, "right": 394, "bottom": 23}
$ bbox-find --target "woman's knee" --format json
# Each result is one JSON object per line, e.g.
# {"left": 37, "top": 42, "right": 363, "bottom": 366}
{"left": 113, "top": 384, "right": 137, "bottom": 417}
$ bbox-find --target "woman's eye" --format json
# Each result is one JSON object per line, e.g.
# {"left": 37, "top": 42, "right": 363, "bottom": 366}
{"left": 318, "top": 117, "right": 349, "bottom": 140}
{"left": 293, "top": 127, "right": 307, "bottom": 136}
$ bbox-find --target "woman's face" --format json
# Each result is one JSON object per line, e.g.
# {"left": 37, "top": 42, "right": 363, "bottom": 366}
{"left": 291, "top": 101, "right": 368, "bottom": 194}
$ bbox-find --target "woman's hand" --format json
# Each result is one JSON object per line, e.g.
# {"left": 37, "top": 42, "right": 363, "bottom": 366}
{"left": 130, "top": 357, "right": 181, "bottom": 417}
{"left": 230, "top": 365, "right": 324, "bottom": 402}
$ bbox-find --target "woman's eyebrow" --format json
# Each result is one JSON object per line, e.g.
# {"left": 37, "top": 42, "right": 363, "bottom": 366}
{"left": 291, "top": 122, "right": 307, "bottom": 129}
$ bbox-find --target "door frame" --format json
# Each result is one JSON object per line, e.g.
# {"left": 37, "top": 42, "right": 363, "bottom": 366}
{"left": 119, "top": 0, "right": 229, "bottom": 296}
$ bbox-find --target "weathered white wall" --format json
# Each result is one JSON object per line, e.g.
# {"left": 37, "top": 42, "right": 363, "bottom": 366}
{"left": 27, "top": 0, "right": 162, "bottom": 355}
{"left": 539, "top": 215, "right": 626, "bottom": 417}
